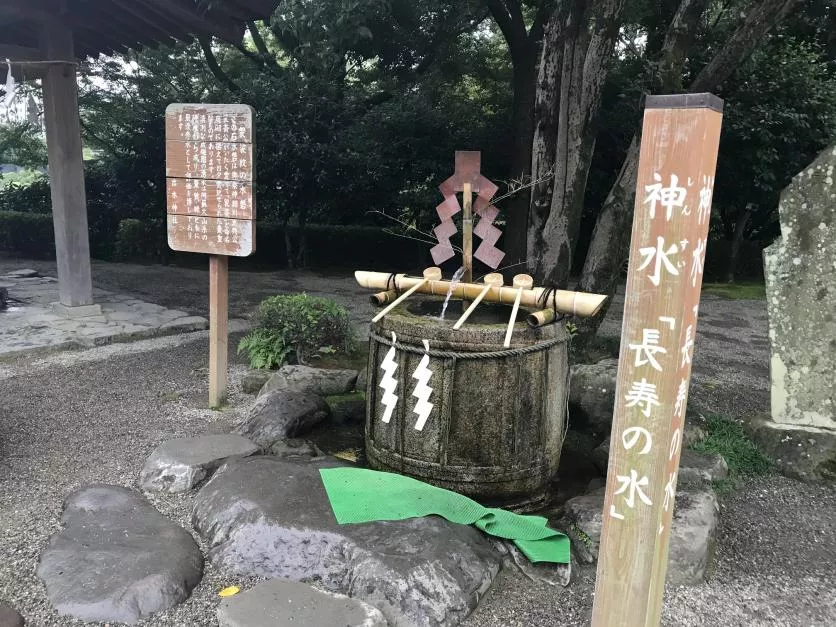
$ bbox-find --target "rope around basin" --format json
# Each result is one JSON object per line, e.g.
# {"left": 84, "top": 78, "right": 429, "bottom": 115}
{"left": 369, "top": 330, "right": 564, "bottom": 360}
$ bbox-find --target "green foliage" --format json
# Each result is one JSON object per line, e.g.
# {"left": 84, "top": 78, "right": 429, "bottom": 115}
{"left": 238, "top": 294, "right": 354, "bottom": 369}
{"left": 690, "top": 414, "right": 773, "bottom": 494}
{"left": 0, "top": 122, "right": 47, "bottom": 168}
{"left": 0, "top": 211, "right": 54, "bottom": 258}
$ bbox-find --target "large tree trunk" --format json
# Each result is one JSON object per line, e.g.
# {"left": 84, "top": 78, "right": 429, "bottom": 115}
{"left": 528, "top": 0, "right": 625, "bottom": 287}
{"left": 501, "top": 49, "right": 538, "bottom": 272}
{"left": 577, "top": 0, "right": 799, "bottom": 328}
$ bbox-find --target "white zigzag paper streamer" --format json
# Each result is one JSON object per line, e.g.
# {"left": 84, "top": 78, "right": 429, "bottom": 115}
{"left": 412, "top": 339, "right": 434, "bottom": 431}
{"left": 379, "top": 331, "right": 398, "bottom": 423}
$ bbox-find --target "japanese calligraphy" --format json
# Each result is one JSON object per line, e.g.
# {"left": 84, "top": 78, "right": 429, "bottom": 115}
{"left": 644, "top": 173, "right": 687, "bottom": 221}
{"left": 625, "top": 378, "right": 661, "bottom": 418}
{"left": 628, "top": 328, "right": 668, "bottom": 371}
{"left": 638, "top": 236, "right": 680, "bottom": 286}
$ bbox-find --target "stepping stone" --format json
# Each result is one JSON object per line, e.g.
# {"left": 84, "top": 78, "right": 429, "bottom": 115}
{"left": 559, "top": 487, "right": 719, "bottom": 584}
{"left": 217, "top": 579, "right": 387, "bottom": 627}
{"left": 38, "top": 485, "right": 203, "bottom": 624}
{"left": 235, "top": 389, "right": 330, "bottom": 447}
{"left": 0, "top": 602, "right": 23, "bottom": 627}
{"left": 141, "top": 434, "right": 260, "bottom": 493}
{"left": 259, "top": 365, "right": 358, "bottom": 398}
{"left": 193, "top": 457, "right": 500, "bottom": 626}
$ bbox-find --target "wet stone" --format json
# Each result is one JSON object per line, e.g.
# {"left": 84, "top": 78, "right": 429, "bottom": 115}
{"left": 235, "top": 389, "right": 330, "bottom": 448}
{"left": 217, "top": 579, "right": 387, "bottom": 627}
{"left": 140, "top": 434, "right": 260, "bottom": 493}
{"left": 37, "top": 485, "right": 203, "bottom": 624}
{"left": 193, "top": 457, "right": 500, "bottom": 627}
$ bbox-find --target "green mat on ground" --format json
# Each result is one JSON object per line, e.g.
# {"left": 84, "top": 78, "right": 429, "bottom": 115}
{"left": 319, "top": 467, "right": 570, "bottom": 564}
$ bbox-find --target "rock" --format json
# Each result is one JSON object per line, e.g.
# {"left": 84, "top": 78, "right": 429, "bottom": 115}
{"left": 259, "top": 365, "right": 358, "bottom": 398}
{"left": 764, "top": 145, "right": 836, "bottom": 432}
{"left": 37, "top": 485, "right": 203, "bottom": 624}
{"left": 355, "top": 365, "right": 368, "bottom": 392}
{"left": 268, "top": 438, "right": 320, "bottom": 458}
{"left": 559, "top": 487, "right": 719, "bottom": 584}
{"left": 193, "top": 457, "right": 500, "bottom": 626}
{"left": 591, "top": 439, "right": 610, "bottom": 474}
{"left": 217, "top": 579, "right": 387, "bottom": 627}
{"left": 0, "top": 602, "right": 23, "bottom": 627}
{"left": 140, "top": 434, "right": 260, "bottom": 493}
{"left": 677, "top": 449, "right": 729, "bottom": 486}
{"left": 159, "top": 315, "right": 208, "bottom": 331}
{"left": 326, "top": 393, "right": 366, "bottom": 425}
{"left": 236, "top": 389, "right": 330, "bottom": 447}
{"left": 746, "top": 416, "right": 836, "bottom": 483}
{"left": 5, "top": 268, "right": 38, "bottom": 278}
{"left": 561, "top": 429, "right": 601, "bottom": 459}
{"left": 568, "top": 359, "right": 618, "bottom": 435}
{"left": 241, "top": 370, "right": 271, "bottom": 395}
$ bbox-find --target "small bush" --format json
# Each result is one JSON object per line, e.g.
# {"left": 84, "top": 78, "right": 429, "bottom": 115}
{"left": 238, "top": 293, "right": 353, "bottom": 369}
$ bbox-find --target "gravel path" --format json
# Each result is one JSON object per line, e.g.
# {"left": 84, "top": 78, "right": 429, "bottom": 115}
{"left": 0, "top": 259, "right": 832, "bottom": 626}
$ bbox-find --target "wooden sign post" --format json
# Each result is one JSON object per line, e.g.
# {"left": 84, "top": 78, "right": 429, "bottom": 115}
{"left": 591, "top": 93, "right": 723, "bottom": 627}
{"left": 165, "top": 103, "right": 256, "bottom": 407}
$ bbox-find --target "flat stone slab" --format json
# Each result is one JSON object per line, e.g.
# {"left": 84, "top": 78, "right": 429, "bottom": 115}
{"left": 560, "top": 487, "right": 719, "bottom": 585}
{"left": 0, "top": 275, "right": 209, "bottom": 358}
{"left": 217, "top": 579, "right": 387, "bottom": 627}
{"left": 193, "top": 457, "right": 500, "bottom": 626}
{"left": 4, "top": 268, "right": 38, "bottom": 278}
{"left": 235, "top": 389, "right": 330, "bottom": 447}
{"left": 259, "top": 365, "right": 359, "bottom": 398}
{"left": 140, "top": 434, "right": 260, "bottom": 493}
{"left": 38, "top": 485, "right": 203, "bottom": 624}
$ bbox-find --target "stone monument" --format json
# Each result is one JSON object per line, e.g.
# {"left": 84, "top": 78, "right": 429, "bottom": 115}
{"left": 757, "top": 144, "right": 836, "bottom": 482}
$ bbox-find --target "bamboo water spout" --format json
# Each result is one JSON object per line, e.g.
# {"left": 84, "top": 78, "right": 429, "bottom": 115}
{"left": 356, "top": 270, "right": 608, "bottom": 319}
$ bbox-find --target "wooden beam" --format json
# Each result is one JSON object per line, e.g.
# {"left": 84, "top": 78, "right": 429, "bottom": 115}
{"left": 137, "top": 0, "right": 246, "bottom": 44}
{"left": 591, "top": 93, "right": 723, "bottom": 627}
{"left": 40, "top": 18, "right": 95, "bottom": 307}
{"left": 109, "top": 0, "right": 191, "bottom": 43}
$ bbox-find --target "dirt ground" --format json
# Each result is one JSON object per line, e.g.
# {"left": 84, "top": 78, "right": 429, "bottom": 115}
{"left": 0, "top": 259, "right": 833, "bottom": 626}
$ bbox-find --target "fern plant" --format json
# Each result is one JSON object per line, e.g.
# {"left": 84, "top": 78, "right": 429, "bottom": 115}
{"left": 238, "top": 293, "right": 353, "bottom": 369}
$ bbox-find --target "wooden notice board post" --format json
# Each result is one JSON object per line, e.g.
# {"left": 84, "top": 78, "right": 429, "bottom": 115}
{"left": 165, "top": 103, "right": 256, "bottom": 408}
{"left": 591, "top": 93, "right": 723, "bottom": 627}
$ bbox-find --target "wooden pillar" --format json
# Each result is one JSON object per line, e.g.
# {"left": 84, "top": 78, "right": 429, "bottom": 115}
{"left": 209, "top": 255, "right": 229, "bottom": 408}
{"left": 40, "top": 18, "right": 94, "bottom": 307}
{"left": 591, "top": 93, "right": 723, "bottom": 627}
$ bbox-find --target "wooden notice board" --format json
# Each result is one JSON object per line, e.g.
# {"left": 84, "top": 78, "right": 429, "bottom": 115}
{"left": 591, "top": 94, "right": 723, "bottom": 627}
{"left": 165, "top": 104, "right": 255, "bottom": 256}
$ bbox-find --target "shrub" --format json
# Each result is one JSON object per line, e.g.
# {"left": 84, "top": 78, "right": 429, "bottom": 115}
{"left": 0, "top": 211, "right": 55, "bottom": 258}
{"left": 238, "top": 293, "right": 353, "bottom": 369}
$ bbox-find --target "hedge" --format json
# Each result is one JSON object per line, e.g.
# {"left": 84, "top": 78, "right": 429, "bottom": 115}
{"left": 0, "top": 211, "right": 55, "bottom": 258}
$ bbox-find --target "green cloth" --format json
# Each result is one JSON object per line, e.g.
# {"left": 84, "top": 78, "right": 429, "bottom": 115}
{"left": 319, "top": 467, "right": 570, "bottom": 564}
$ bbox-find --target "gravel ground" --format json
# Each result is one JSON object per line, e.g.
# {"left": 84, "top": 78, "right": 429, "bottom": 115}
{"left": 0, "top": 259, "right": 833, "bottom": 626}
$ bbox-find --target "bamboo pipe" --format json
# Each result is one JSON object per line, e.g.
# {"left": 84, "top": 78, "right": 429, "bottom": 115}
{"left": 371, "top": 267, "right": 442, "bottom": 322}
{"left": 453, "top": 273, "right": 503, "bottom": 330}
{"left": 504, "top": 274, "right": 534, "bottom": 347}
{"left": 355, "top": 270, "right": 608, "bottom": 318}
{"left": 527, "top": 308, "right": 556, "bottom": 328}
{"left": 370, "top": 289, "right": 399, "bottom": 306}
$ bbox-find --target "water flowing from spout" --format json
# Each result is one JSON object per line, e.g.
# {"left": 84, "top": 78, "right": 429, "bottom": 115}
{"left": 439, "top": 266, "right": 465, "bottom": 320}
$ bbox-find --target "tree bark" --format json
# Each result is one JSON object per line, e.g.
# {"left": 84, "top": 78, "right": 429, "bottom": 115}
{"left": 528, "top": 0, "right": 625, "bottom": 287}
{"left": 726, "top": 204, "right": 754, "bottom": 283}
{"left": 577, "top": 0, "right": 799, "bottom": 325}
{"left": 485, "top": 1, "right": 549, "bottom": 271}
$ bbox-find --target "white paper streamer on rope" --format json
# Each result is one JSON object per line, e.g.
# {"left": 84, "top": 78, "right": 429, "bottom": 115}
{"left": 379, "top": 331, "right": 399, "bottom": 423}
{"left": 3, "top": 59, "right": 16, "bottom": 110}
{"left": 412, "top": 339, "right": 434, "bottom": 431}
